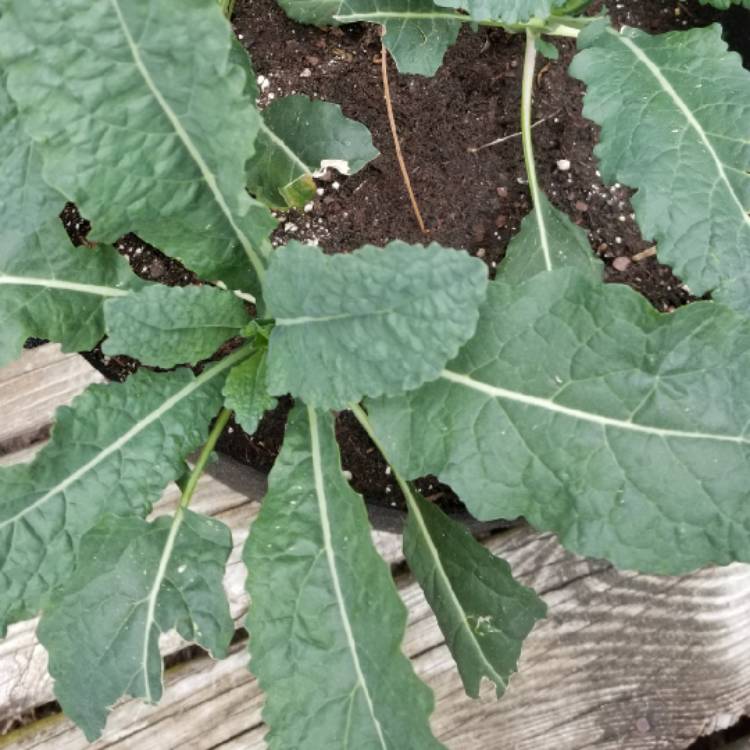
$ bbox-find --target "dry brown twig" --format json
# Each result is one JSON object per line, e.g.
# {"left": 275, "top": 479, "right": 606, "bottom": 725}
{"left": 380, "top": 41, "right": 429, "bottom": 235}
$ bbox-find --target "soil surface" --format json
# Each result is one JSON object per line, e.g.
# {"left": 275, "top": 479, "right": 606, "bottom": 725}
{"left": 78, "top": 0, "right": 749, "bottom": 516}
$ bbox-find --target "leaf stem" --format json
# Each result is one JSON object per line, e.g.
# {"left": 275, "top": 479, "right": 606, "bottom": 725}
{"left": 179, "top": 407, "right": 233, "bottom": 510}
{"left": 173, "top": 342, "right": 255, "bottom": 507}
{"left": 349, "top": 402, "right": 418, "bottom": 514}
{"left": 334, "top": 12, "right": 592, "bottom": 38}
{"left": 520, "top": 28, "right": 552, "bottom": 272}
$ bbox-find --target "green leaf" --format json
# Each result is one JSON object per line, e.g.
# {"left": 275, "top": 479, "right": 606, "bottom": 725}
{"left": 274, "top": 0, "right": 341, "bottom": 24}
{"left": 535, "top": 37, "right": 560, "bottom": 60}
{"left": 403, "top": 486, "right": 546, "bottom": 698}
{"left": 333, "top": 0, "right": 463, "bottom": 75}
{"left": 698, "top": 0, "right": 750, "bottom": 8}
{"left": 368, "top": 268, "right": 750, "bottom": 575}
{"left": 222, "top": 349, "right": 277, "bottom": 434}
{"left": 248, "top": 94, "right": 379, "bottom": 210}
{"left": 103, "top": 284, "right": 251, "bottom": 368}
{"left": 0, "top": 351, "right": 244, "bottom": 634}
{"left": 0, "top": 79, "right": 62, "bottom": 236}
{"left": 570, "top": 24, "right": 750, "bottom": 313}
{"left": 264, "top": 240, "right": 488, "bottom": 409}
{"left": 0, "top": 219, "right": 144, "bottom": 367}
{"left": 432, "top": 0, "right": 565, "bottom": 23}
{"left": 499, "top": 190, "right": 601, "bottom": 283}
{"left": 38, "top": 510, "right": 234, "bottom": 741}
{"left": 0, "top": 0, "right": 275, "bottom": 294}
{"left": 244, "top": 405, "right": 443, "bottom": 750}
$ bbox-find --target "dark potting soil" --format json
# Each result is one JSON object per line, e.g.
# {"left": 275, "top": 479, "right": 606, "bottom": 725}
{"left": 76, "top": 0, "right": 749, "bottom": 516}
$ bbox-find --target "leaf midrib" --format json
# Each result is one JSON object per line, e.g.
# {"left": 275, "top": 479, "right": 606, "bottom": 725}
{"left": 440, "top": 368, "right": 749, "bottom": 444}
{"left": 259, "top": 119, "right": 313, "bottom": 176}
{"left": 140, "top": 510, "right": 184, "bottom": 702}
{"left": 403, "top": 484, "right": 508, "bottom": 692}
{"left": 0, "top": 274, "right": 129, "bottom": 297}
{"left": 307, "top": 406, "right": 388, "bottom": 750}
{"left": 0, "top": 349, "right": 245, "bottom": 532}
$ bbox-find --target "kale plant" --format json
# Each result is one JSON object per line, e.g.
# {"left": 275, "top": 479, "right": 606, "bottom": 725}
{"left": 0, "top": 0, "right": 748, "bottom": 746}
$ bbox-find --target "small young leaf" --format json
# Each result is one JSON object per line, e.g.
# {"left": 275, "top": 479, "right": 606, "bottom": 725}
{"left": 38, "top": 510, "right": 234, "bottom": 741}
{"left": 499, "top": 190, "right": 601, "bottom": 283}
{"left": 432, "top": 0, "right": 566, "bottom": 23}
{"left": 0, "top": 354, "right": 240, "bottom": 634}
{"left": 333, "top": 0, "right": 462, "bottom": 75}
{"left": 570, "top": 23, "right": 750, "bottom": 313}
{"left": 222, "top": 349, "right": 278, "bottom": 434}
{"left": 248, "top": 95, "right": 379, "bottom": 210}
{"left": 0, "top": 219, "right": 144, "bottom": 367}
{"left": 103, "top": 285, "right": 251, "bottom": 368}
{"left": 244, "top": 405, "right": 443, "bottom": 750}
{"left": 403, "top": 487, "right": 546, "bottom": 698}
{"left": 0, "top": 79, "right": 62, "bottom": 235}
{"left": 368, "top": 268, "right": 750, "bottom": 575}
{"left": 535, "top": 37, "right": 560, "bottom": 60}
{"left": 0, "top": 0, "right": 275, "bottom": 294}
{"left": 264, "top": 240, "right": 488, "bottom": 409}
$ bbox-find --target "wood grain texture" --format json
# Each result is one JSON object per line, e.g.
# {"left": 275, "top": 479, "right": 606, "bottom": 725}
{"left": 0, "top": 345, "right": 103, "bottom": 454}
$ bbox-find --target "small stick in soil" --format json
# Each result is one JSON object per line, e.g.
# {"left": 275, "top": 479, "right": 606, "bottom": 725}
{"left": 632, "top": 245, "right": 657, "bottom": 262}
{"left": 468, "top": 114, "right": 555, "bottom": 153}
{"left": 380, "top": 42, "right": 429, "bottom": 236}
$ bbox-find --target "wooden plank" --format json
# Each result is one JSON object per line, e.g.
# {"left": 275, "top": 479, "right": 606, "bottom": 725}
{"left": 0, "top": 345, "right": 103, "bottom": 454}
{"left": 4, "top": 526, "right": 750, "bottom": 750}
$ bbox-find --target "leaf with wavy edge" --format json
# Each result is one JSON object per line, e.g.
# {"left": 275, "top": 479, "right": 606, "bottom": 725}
{"left": 499, "top": 191, "right": 601, "bottom": 283}
{"left": 0, "top": 0, "right": 275, "bottom": 294}
{"left": 432, "top": 0, "right": 566, "bottom": 23}
{"left": 103, "top": 284, "right": 251, "bottom": 368}
{"left": 570, "top": 23, "right": 750, "bottom": 313}
{"left": 264, "top": 240, "right": 488, "bottom": 409}
{"left": 0, "top": 219, "right": 144, "bottom": 367}
{"left": 403, "top": 484, "right": 546, "bottom": 697}
{"left": 368, "top": 268, "right": 750, "bottom": 575}
{"left": 0, "top": 349, "right": 245, "bottom": 634}
{"left": 38, "top": 510, "right": 233, "bottom": 741}
{"left": 247, "top": 94, "right": 379, "bottom": 209}
{"left": 273, "top": 0, "right": 464, "bottom": 75}
{"left": 222, "top": 349, "right": 277, "bottom": 434}
{"left": 0, "top": 79, "right": 62, "bottom": 236}
{"left": 244, "top": 404, "right": 443, "bottom": 750}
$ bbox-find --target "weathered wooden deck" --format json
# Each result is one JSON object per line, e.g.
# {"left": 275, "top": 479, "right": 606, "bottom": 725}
{"left": 1, "top": 345, "right": 750, "bottom": 749}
